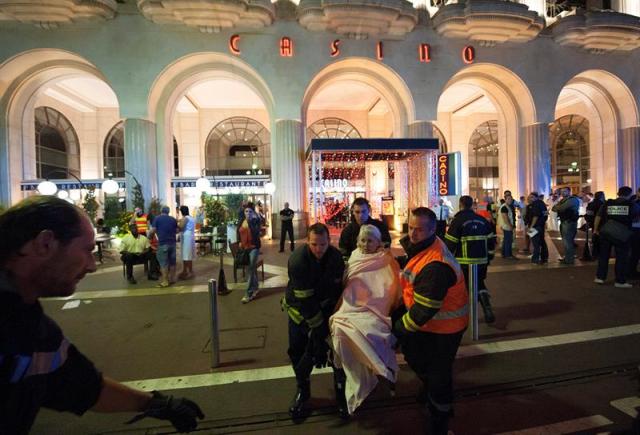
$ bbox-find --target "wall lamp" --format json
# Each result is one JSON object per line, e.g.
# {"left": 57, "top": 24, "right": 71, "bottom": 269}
{"left": 37, "top": 170, "right": 85, "bottom": 199}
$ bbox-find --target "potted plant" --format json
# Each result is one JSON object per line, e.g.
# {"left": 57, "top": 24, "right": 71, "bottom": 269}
{"left": 82, "top": 186, "right": 99, "bottom": 225}
{"left": 201, "top": 193, "right": 229, "bottom": 237}
{"left": 223, "top": 193, "right": 246, "bottom": 244}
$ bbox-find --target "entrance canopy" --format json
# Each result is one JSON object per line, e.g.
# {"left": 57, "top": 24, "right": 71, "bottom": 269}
{"left": 306, "top": 138, "right": 439, "bottom": 227}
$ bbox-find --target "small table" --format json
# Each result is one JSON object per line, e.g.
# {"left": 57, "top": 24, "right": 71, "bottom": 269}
{"left": 195, "top": 233, "right": 213, "bottom": 256}
{"left": 95, "top": 235, "right": 114, "bottom": 263}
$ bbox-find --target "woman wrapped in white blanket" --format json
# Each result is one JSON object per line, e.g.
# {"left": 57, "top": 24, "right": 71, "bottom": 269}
{"left": 330, "top": 224, "right": 402, "bottom": 415}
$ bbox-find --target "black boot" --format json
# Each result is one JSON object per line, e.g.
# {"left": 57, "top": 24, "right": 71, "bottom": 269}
{"left": 288, "top": 382, "right": 310, "bottom": 419}
{"left": 334, "top": 370, "right": 349, "bottom": 419}
{"left": 479, "top": 292, "right": 495, "bottom": 324}
{"left": 427, "top": 402, "right": 452, "bottom": 435}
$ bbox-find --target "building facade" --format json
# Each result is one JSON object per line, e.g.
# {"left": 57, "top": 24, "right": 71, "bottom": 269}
{"left": 1, "top": 0, "right": 639, "bottom": 232}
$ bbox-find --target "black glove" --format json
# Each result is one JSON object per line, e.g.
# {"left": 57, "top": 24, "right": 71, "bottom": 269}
{"left": 311, "top": 336, "right": 330, "bottom": 369}
{"left": 126, "top": 390, "right": 204, "bottom": 433}
{"left": 309, "top": 321, "right": 329, "bottom": 342}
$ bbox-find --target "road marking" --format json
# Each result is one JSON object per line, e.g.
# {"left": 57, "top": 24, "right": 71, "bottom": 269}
{"left": 122, "top": 324, "right": 640, "bottom": 392}
{"left": 610, "top": 396, "right": 640, "bottom": 418}
{"left": 495, "top": 415, "right": 612, "bottom": 434}
{"left": 457, "top": 324, "right": 640, "bottom": 358}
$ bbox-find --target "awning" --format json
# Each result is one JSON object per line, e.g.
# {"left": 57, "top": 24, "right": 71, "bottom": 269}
{"left": 306, "top": 138, "right": 439, "bottom": 159}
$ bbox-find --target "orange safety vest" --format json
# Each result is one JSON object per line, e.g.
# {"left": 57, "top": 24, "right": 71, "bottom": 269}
{"left": 476, "top": 202, "right": 493, "bottom": 223}
{"left": 400, "top": 237, "right": 469, "bottom": 334}
{"left": 134, "top": 214, "right": 148, "bottom": 234}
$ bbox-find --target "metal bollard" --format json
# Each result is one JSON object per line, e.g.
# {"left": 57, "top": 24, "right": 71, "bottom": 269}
{"left": 208, "top": 279, "right": 220, "bottom": 368}
{"left": 469, "top": 264, "right": 479, "bottom": 341}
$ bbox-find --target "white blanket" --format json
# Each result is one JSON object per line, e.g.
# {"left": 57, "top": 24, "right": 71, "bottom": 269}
{"left": 329, "top": 249, "right": 402, "bottom": 414}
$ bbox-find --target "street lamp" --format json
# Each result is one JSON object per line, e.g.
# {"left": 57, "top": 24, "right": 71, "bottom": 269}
{"left": 196, "top": 168, "right": 211, "bottom": 192}
{"left": 101, "top": 174, "right": 119, "bottom": 195}
{"left": 37, "top": 170, "right": 85, "bottom": 196}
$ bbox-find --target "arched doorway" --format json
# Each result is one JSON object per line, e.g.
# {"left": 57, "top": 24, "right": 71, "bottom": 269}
{"left": 468, "top": 121, "right": 499, "bottom": 201}
{"left": 437, "top": 63, "right": 536, "bottom": 198}
{"left": 553, "top": 70, "right": 639, "bottom": 196}
{"left": 549, "top": 115, "right": 590, "bottom": 194}
{"left": 35, "top": 106, "right": 80, "bottom": 179}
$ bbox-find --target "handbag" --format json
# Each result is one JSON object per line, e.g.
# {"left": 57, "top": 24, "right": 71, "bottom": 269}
{"left": 235, "top": 247, "right": 250, "bottom": 266}
{"left": 599, "top": 219, "right": 632, "bottom": 245}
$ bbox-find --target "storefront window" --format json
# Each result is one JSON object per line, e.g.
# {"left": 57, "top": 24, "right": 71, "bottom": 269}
{"left": 35, "top": 106, "right": 80, "bottom": 179}
{"left": 205, "top": 117, "right": 270, "bottom": 176}
{"left": 549, "top": 114, "right": 590, "bottom": 192}
{"left": 468, "top": 120, "right": 499, "bottom": 201}
{"left": 306, "top": 117, "right": 361, "bottom": 145}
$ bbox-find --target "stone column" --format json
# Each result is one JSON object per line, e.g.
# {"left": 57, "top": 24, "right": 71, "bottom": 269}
{"left": 271, "top": 119, "right": 307, "bottom": 239}
{"left": 619, "top": 126, "right": 640, "bottom": 189}
{"left": 521, "top": 123, "right": 551, "bottom": 196}
{"left": 408, "top": 120, "right": 435, "bottom": 140}
{"left": 124, "top": 118, "right": 158, "bottom": 210}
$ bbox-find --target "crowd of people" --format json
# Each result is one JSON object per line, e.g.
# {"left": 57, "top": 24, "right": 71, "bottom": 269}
{"left": 2, "top": 187, "right": 639, "bottom": 434}
{"left": 120, "top": 205, "right": 197, "bottom": 287}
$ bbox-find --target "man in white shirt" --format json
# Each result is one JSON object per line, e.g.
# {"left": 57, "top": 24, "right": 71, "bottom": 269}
{"left": 433, "top": 198, "right": 451, "bottom": 239}
{"left": 120, "top": 224, "right": 152, "bottom": 284}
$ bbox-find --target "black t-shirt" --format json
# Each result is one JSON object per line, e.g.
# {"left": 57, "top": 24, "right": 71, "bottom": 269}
{"left": 528, "top": 200, "right": 548, "bottom": 228}
{"left": 280, "top": 208, "right": 294, "bottom": 226}
{"left": 598, "top": 198, "right": 639, "bottom": 228}
{"left": 1, "top": 284, "right": 103, "bottom": 435}
{"left": 585, "top": 199, "right": 604, "bottom": 227}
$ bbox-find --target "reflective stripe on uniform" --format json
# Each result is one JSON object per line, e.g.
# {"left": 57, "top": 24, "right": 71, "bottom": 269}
{"left": 413, "top": 292, "right": 443, "bottom": 309}
{"left": 402, "top": 269, "right": 416, "bottom": 284}
{"left": 445, "top": 233, "right": 459, "bottom": 243}
{"left": 456, "top": 257, "right": 488, "bottom": 265}
{"left": 281, "top": 297, "right": 304, "bottom": 324}
{"left": 293, "top": 288, "right": 314, "bottom": 299}
{"left": 433, "top": 304, "right": 469, "bottom": 320}
{"left": 8, "top": 339, "right": 70, "bottom": 383}
{"left": 307, "top": 311, "right": 324, "bottom": 329}
{"left": 402, "top": 312, "right": 421, "bottom": 332}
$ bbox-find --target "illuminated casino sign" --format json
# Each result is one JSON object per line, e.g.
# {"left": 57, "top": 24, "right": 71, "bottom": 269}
{"left": 229, "top": 35, "right": 475, "bottom": 64}
{"left": 437, "top": 152, "right": 461, "bottom": 196}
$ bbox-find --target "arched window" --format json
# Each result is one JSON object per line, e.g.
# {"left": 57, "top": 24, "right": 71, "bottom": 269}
{"left": 549, "top": 114, "right": 590, "bottom": 192}
{"left": 35, "top": 107, "right": 80, "bottom": 179}
{"left": 306, "top": 117, "right": 361, "bottom": 145}
{"left": 104, "top": 121, "right": 124, "bottom": 178}
{"left": 205, "top": 117, "right": 270, "bottom": 176}
{"left": 433, "top": 124, "right": 448, "bottom": 153}
{"left": 468, "top": 120, "right": 499, "bottom": 201}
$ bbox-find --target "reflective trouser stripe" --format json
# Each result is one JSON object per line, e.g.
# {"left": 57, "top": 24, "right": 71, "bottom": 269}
{"left": 457, "top": 258, "right": 487, "bottom": 264}
{"left": 307, "top": 311, "right": 324, "bottom": 329}
{"left": 281, "top": 298, "right": 304, "bottom": 324}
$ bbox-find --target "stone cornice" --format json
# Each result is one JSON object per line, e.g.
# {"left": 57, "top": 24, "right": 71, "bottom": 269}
{"left": 0, "top": 0, "right": 117, "bottom": 29}
{"left": 297, "top": 0, "right": 418, "bottom": 40}
{"left": 552, "top": 10, "right": 640, "bottom": 53}
{"left": 431, "top": 0, "right": 544, "bottom": 46}
{"left": 137, "top": 0, "right": 276, "bottom": 33}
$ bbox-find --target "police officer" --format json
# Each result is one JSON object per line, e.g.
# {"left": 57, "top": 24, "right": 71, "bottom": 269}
{"left": 392, "top": 207, "right": 468, "bottom": 435}
{"left": 527, "top": 192, "right": 549, "bottom": 265}
{"left": 445, "top": 195, "right": 497, "bottom": 323}
{"left": 585, "top": 191, "right": 605, "bottom": 259}
{"left": 593, "top": 186, "right": 640, "bottom": 288}
{"left": 282, "top": 223, "right": 346, "bottom": 418}
{"left": 629, "top": 189, "right": 640, "bottom": 279}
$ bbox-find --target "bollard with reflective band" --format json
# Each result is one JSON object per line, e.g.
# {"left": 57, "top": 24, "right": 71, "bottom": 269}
{"left": 208, "top": 279, "right": 220, "bottom": 368}
{"left": 469, "top": 264, "right": 479, "bottom": 341}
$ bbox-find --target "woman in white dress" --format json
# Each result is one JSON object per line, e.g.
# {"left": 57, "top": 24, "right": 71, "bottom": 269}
{"left": 178, "top": 205, "right": 196, "bottom": 279}
{"left": 330, "top": 224, "right": 402, "bottom": 415}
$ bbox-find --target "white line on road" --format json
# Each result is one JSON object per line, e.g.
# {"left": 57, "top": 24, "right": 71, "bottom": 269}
{"left": 610, "top": 396, "right": 640, "bottom": 418}
{"left": 122, "top": 324, "right": 640, "bottom": 392}
{"left": 495, "top": 415, "right": 612, "bottom": 434}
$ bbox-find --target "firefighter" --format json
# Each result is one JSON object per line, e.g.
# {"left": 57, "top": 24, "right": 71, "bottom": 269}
{"left": 445, "top": 195, "right": 496, "bottom": 324}
{"left": 281, "top": 223, "right": 346, "bottom": 418}
{"left": 392, "top": 207, "right": 468, "bottom": 435}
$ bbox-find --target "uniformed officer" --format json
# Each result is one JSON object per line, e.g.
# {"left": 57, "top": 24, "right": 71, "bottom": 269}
{"left": 629, "top": 189, "right": 640, "bottom": 279}
{"left": 593, "top": 186, "right": 640, "bottom": 287}
{"left": 281, "top": 223, "right": 346, "bottom": 418}
{"left": 445, "top": 195, "right": 496, "bottom": 323}
{"left": 584, "top": 191, "right": 605, "bottom": 259}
